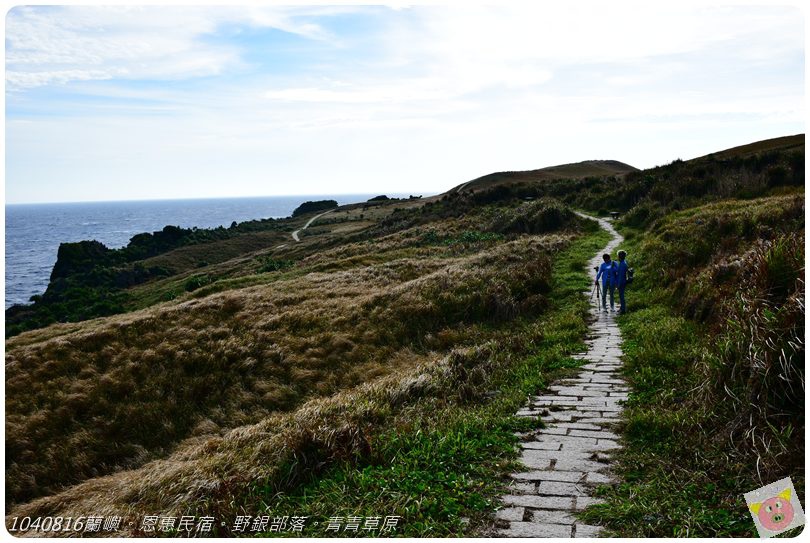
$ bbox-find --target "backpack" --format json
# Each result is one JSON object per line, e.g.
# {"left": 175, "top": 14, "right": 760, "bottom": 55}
{"left": 626, "top": 267, "right": 635, "bottom": 284}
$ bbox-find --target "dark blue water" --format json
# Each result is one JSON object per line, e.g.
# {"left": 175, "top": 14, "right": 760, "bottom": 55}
{"left": 5, "top": 194, "right": 394, "bottom": 308}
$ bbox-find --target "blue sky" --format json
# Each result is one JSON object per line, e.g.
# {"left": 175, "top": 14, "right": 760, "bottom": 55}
{"left": 4, "top": 3, "right": 805, "bottom": 204}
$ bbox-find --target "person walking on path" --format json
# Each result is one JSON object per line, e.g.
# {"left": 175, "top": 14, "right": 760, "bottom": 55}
{"left": 616, "top": 250, "right": 629, "bottom": 314}
{"left": 594, "top": 253, "right": 617, "bottom": 311}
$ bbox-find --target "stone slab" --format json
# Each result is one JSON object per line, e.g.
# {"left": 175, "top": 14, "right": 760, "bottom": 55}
{"left": 498, "top": 223, "right": 626, "bottom": 538}
{"left": 537, "top": 480, "right": 590, "bottom": 497}
{"left": 574, "top": 496, "right": 606, "bottom": 510}
{"left": 500, "top": 522, "right": 573, "bottom": 537}
{"left": 495, "top": 507, "right": 525, "bottom": 522}
{"left": 502, "top": 495, "right": 575, "bottom": 510}
{"left": 510, "top": 470, "right": 587, "bottom": 483}
{"left": 575, "top": 523, "right": 603, "bottom": 537}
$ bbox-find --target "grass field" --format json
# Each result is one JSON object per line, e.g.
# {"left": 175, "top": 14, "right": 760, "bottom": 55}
{"left": 5, "top": 134, "right": 805, "bottom": 537}
{"left": 578, "top": 195, "right": 804, "bottom": 537}
{"left": 454, "top": 160, "right": 638, "bottom": 194}
{"left": 6, "top": 196, "right": 610, "bottom": 536}
{"left": 247, "top": 227, "right": 611, "bottom": 537}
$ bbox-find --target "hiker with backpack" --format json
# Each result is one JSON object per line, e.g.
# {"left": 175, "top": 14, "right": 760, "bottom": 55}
{"left": 615, "top": 250, "right": 632, "bottom": 314}
{"left": 594, "top": 253, "right": 617, "bottom": 311}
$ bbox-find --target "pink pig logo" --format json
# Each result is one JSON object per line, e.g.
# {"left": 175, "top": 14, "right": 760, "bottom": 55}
{"left": 749, "top": 488, "right": 794, "bottom": 532}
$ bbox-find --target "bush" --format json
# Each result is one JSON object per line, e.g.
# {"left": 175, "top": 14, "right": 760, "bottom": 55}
{"left": 292, "top": 200, "right": 338, "bottom": 217}
{"left": 488, "top": 198, "right": 579, "bottom": 234}
{"left": 621, "top": 200, "right": 664, "bottom": 229}
{"left": 184, "top": 274, "right": 213, "bottom": 291}
{"left": 699, "top": 233, "right": 804, "bottom": 479}
{"left": 258, "top": 257, "right": 294, "bottom": 273}
{"left": 419, "top": 230, "right": 503, "bottom": 246}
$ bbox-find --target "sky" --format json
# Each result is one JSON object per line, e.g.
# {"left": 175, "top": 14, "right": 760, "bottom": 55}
{"left": 4, "top": 2, "right": 805, "bottom": 204}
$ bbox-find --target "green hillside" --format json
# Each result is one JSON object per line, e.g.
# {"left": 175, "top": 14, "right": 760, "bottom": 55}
{"left": 451, "top": 159, "right": 638, "bottom": 194}
{"left": 5, "top": 134, "right": 804, "bottom": 537}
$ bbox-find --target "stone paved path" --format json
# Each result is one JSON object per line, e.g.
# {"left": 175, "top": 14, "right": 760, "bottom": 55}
{"left": 291, "top": 209, "right": 333, "bottom": 242}
{"left": 496, "top": 215, "right": 625, "bottom": 538}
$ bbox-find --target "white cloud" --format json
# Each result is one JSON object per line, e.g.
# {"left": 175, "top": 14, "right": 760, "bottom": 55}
{"left": 4, "top": 3, "right": 804, "bottom": 203}
{"left": 6, "top": 69, "right": 119, "bottom": 89}
{"left": 5, "top": 5, "right": 338, "bottom": 90}
{"left": 408, "top": 4, "right": 802, "bottom": 64}
{"left": 256, "top": 3, "right": 801, "bottom": 118}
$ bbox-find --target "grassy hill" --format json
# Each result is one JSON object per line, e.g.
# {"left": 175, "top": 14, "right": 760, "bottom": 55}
{"left": 696, "top": 133, "right": 804, "bottom": 160}
{"left": 4, "top": 198, "right": 421, "bottom": 337}
{"left": 6, "top": 195, "right": 600, "bottom": 530}
{"left": 450, "top": 159, "right": 638, "bottom": 194}
{"left": 5, "top": 134, "right": 804, "bottom": 537}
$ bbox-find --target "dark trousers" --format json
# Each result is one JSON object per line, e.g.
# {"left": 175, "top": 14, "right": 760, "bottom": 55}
{"left": 618, "top": 285, "right": 626, "bottom": 313}
{"left": 601, "top": 283, "right": 615, "bottom": 309}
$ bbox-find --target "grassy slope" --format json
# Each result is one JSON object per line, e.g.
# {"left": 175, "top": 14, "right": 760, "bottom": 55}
{"left": 249, "top": 227, "right": 611, "bottom": 537}
{"left": 455, "top": 160, "right": 638, "bottom": 194}
{"left": 698, "top": 133, "right": 804, "bottom": 160}
{"left": 579, "top": 195, "right": 804, "bottom": 537}
{"left": 8, "top": 134, "right": 801, "bottom": 337}
{"left": 6, "top": 197, "right": 609, "bottom": 537}
{"left": 4, "top": 200, "right": 445, "bottom": 349}
{"left": 4, "top": 198, "right": 418, "bottom": 337}
{"left": 5, "top": 234, "right": 545, "bottom": 502}
{"left": 5, "top": 134, "right": 804, "bottom": 537}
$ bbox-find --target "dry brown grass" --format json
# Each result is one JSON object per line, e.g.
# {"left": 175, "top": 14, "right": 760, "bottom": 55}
{"left": 456, "top": 160, "right": 637, "bottom": 193}
{"left": 6, "top": 346, "right": 478, "bottom": 535}
{"left": 698, "top": 231, "right": 804, "bottom": 479}
{"left": 141, "top": 231, "right": 288, "bottom": 273}
{"left": 5, "top": 213, "right": 574, "bottom": 511}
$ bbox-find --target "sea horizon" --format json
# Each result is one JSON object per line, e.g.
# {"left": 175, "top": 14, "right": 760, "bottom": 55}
{"left": 5, "top": 191, "right": 432, "bottom": 207}
{"left": 5, "top": 192, "right": 425, "bottom": 309}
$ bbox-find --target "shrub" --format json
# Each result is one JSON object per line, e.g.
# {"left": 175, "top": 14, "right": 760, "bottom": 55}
{"left": 184, "top": 274, "right": 213, "bottom": 291}
{"left": 257, "top": 257, "right": 294, "bottom": 273}
{"left": 698, "top": 234, "right": 804, "bottom": 480}
{"left": 292, "top": 200, "right": 338, "bottom": 217}
{"left": 488, "top": 198, "right": 579, "bottom": 234}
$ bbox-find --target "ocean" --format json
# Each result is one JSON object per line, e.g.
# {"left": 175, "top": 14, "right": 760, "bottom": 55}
{"left": 4, "top": 194, "right": 396, "bottom": 309}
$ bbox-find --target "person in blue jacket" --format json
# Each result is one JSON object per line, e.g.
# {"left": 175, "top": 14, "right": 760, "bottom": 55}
{"left": 615, "top": 250, "right": 629, "bottom": 314}
{"left": 594, "top": 253, "right": 617, "bottom": 311}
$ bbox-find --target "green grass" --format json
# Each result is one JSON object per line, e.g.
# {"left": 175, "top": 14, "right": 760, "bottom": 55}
{"left": 419, "top": 229, "right": 504, "bottom": 246}
{"left": 257, "top": 257, "right": 295, "bottom": 273}
{"left": 578, "top": 220, "right": 804, "bottom": 537}
{"left": 242, "top": 227, "right": 611, "bottom": 537}
{"left": 5, "top": 201, "right": 602, "bottom": 519}
{"left": 7, "top": 135, "right": 804, "bottom": 536}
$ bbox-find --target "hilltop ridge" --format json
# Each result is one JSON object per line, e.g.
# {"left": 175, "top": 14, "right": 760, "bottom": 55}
{"left": 696, "top": 133, "right": 804, "bottom": 160}
{"left": 449, "top": 159, "right": 638, "bottom": 194}
{"left": 447, "top": 133, "right": 805, "bottom": 196}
